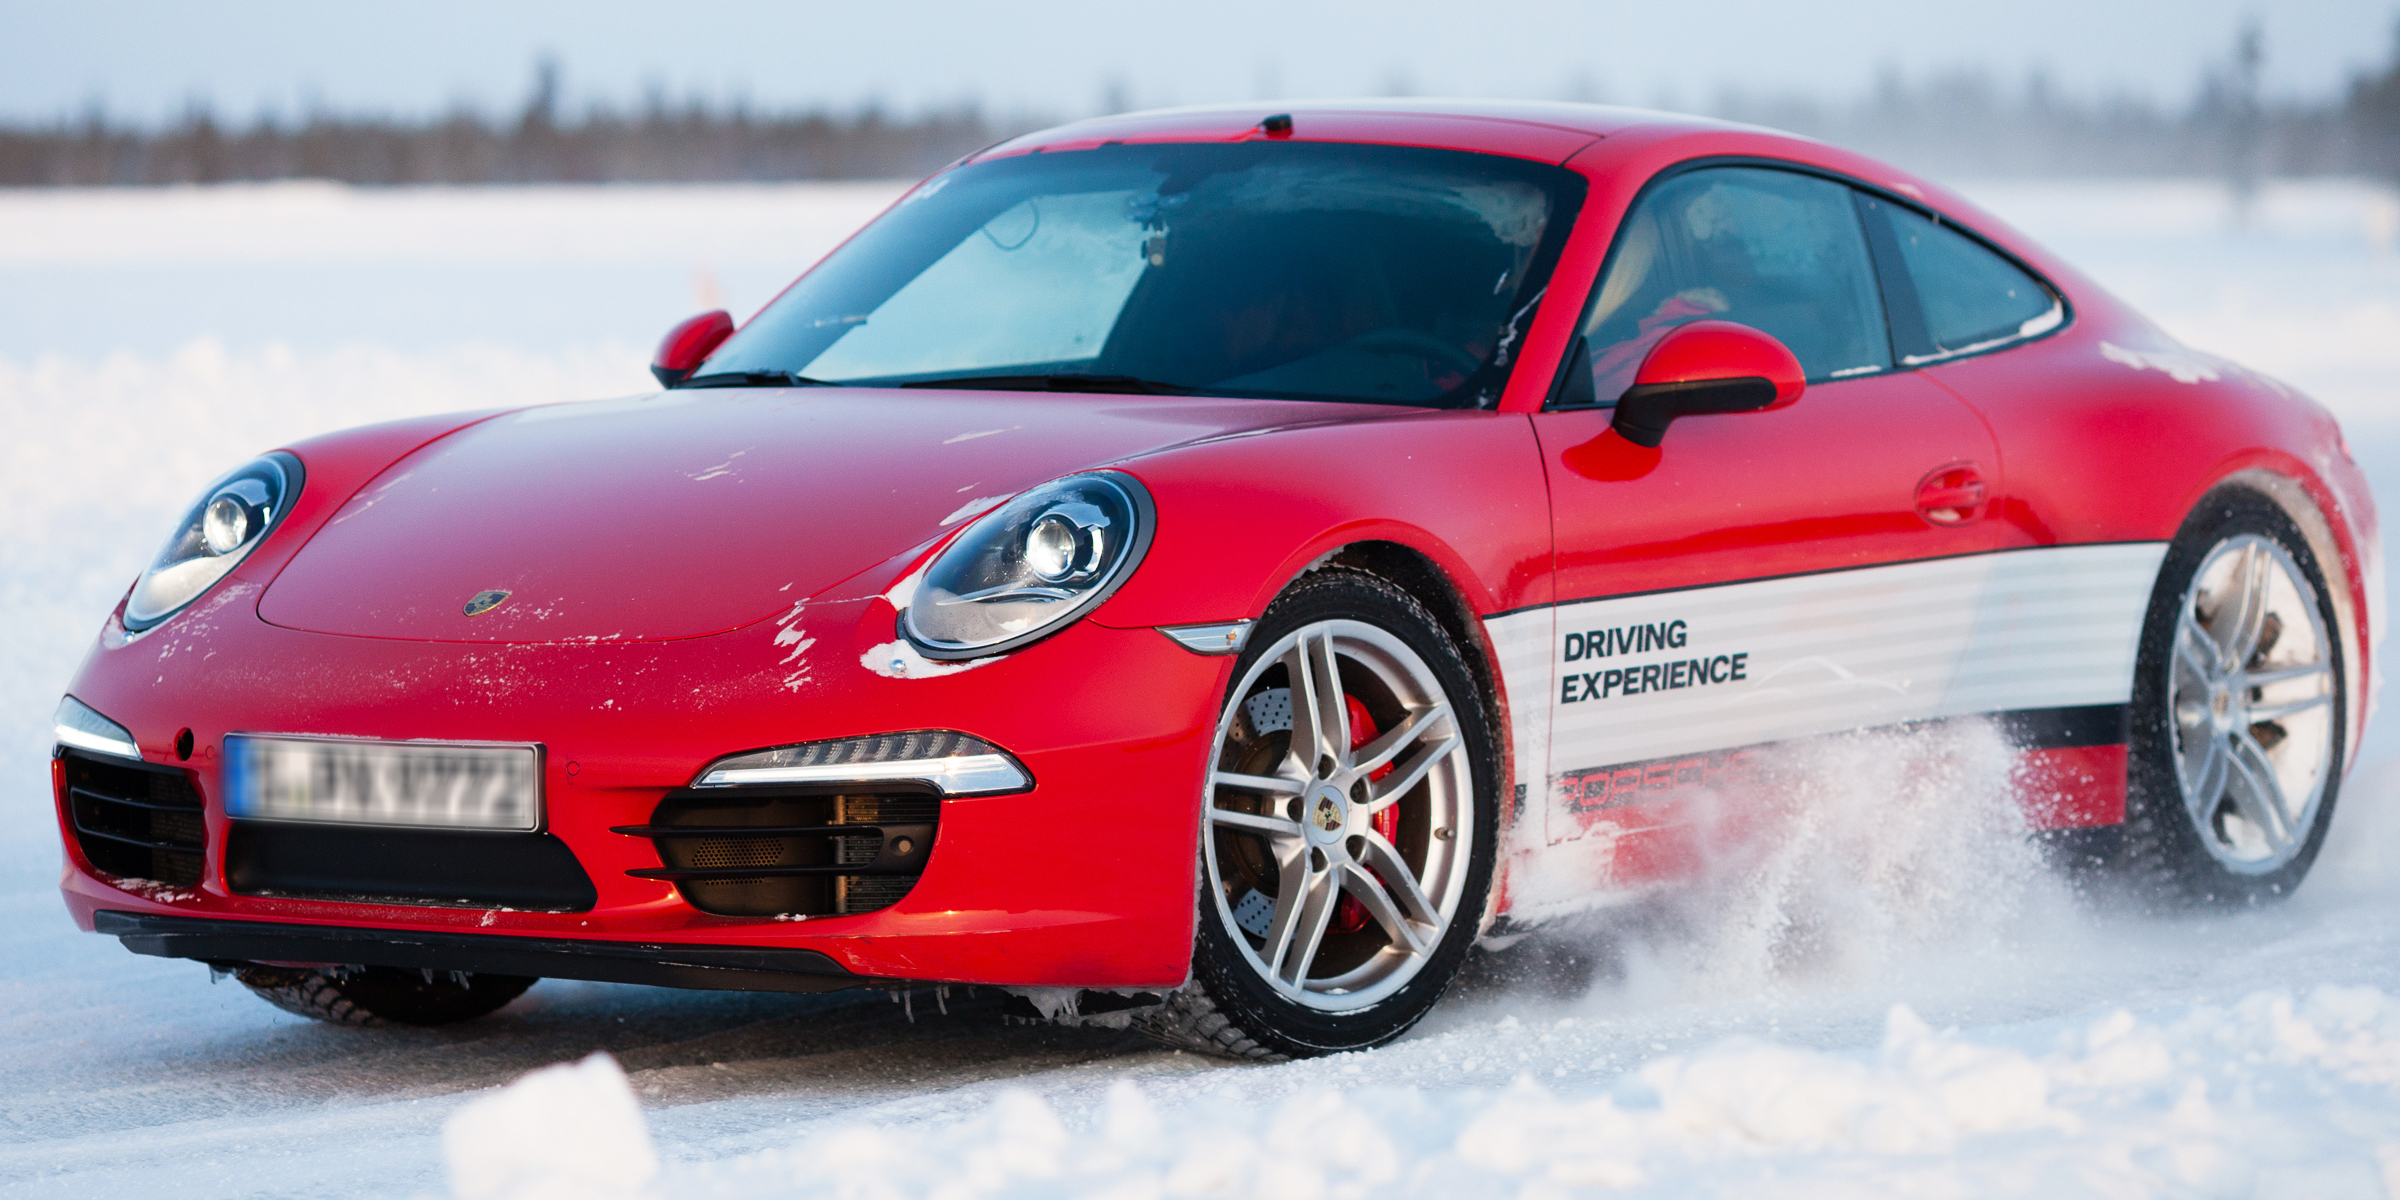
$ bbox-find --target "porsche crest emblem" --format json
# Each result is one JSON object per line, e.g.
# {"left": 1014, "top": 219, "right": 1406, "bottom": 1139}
{"left": 1312, "top": 795, "right": 1344, "bottom": 833}
{"left": 462, "top": 589, "right": 512, "bottom": 617}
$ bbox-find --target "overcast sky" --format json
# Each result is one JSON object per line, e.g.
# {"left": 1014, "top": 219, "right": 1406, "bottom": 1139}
{"left": 3, "top": 0, "right": 2394, "bottom": 127}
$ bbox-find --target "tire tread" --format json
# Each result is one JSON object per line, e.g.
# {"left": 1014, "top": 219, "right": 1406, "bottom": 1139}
{"left": 234, "top": 964, "right": 534, "bottom": 1026}
{"left": 2119, "top": 486, "right": 2345, "bottom": 907}
{"left": 1130, "top": 984, "right": 1285, "bottom": 1061}
{"left": 238, "top": 966, "right": 385, "bottom": 1026}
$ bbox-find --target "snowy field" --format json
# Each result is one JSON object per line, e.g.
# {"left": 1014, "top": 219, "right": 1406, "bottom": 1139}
{"left": 5, "top": 176, "right": 2400, "bottom": 1198}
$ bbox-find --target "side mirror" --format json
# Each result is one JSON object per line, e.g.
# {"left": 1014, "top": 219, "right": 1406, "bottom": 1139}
{"left": 1608, "top": 320, "right": 1804, "bottom": 448}
{"left": 651, "top": 310, "right": 734, "bottom": 388}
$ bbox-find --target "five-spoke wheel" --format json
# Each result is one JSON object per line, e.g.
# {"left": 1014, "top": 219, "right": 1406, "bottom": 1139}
{"left": 2130, "top": 490, "right": 2346, "bottom": 901}
{"left": 1206, "top": 618, "right": 1470, "bottom": 1008}
{"left": 1138, "top": 569, "right": 1495, "bottom": 1059}
{"left": 2168, "top": 534, "right": 2338, "bottom": 872}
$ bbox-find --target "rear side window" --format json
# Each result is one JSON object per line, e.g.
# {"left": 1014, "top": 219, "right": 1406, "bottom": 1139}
{"left": 1576, "top": 167, "right": 1890, "bottom": 401}
{"left": 1876, "top": 204, "right": 2061, "bottom": 361}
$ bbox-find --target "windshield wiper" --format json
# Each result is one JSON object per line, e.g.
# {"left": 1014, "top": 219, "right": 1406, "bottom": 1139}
{"left": 895, "top": 372, "right": 1195, "bottom": 395}
{"left": 676, "top": 370, "right": 831, "bottom": 389}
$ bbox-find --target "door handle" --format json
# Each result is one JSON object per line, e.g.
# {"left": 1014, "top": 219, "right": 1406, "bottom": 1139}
{"left": 1915, "top": 464, "right": 1987, "bottom": 525}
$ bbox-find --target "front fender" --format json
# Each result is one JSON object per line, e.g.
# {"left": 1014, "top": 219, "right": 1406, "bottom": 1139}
{"left": 238, "top": 408, "right": 520, "bottom": 596}
{"left": 1090, "top": 408, "right": 1552, "bottom": 629}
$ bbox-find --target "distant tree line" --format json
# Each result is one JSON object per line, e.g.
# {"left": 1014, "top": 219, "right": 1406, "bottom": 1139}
{"left": 0, "top": 61, "right": 1026, "bottom": 186}
{"left": 2354, "top": 22, "right": 2400, "bottom": 186}
{"left": 1722, "top": 20, "right": 2400, "bottom": 188}
{"left": 8, "top": 29, "right": 2400, "bottom": 187}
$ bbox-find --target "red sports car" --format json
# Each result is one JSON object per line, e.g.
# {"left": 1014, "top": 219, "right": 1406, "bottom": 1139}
{"left": 52, "top": 102, "right": 2378, "bottom": 1058}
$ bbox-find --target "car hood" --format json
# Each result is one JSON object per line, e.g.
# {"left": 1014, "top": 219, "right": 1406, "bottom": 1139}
{"left": 258, "top": 387, "right": 1360, "bottom": 644}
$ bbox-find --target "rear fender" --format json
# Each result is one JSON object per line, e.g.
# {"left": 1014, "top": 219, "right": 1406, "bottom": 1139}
{"left": 2214, "top": 465, "right": 2379, "bottom": 774}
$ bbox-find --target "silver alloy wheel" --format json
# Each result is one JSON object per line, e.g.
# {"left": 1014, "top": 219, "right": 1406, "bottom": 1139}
{"left": 1203, "top": 619, "right": 1473, "bottom": 1011}
{"left": 2169, "top": 534, "right": 2337, "bottom": 873}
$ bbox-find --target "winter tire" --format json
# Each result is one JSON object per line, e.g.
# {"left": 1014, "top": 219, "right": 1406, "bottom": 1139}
{"left": 1139, "top": 568, "right": 1498, "bottom": 1059}
{"left": 2125, "top": 487, "right": 2345, "bottom": 904}
{"left": 234, "top": 964, "right": 536, "bottom": 1026}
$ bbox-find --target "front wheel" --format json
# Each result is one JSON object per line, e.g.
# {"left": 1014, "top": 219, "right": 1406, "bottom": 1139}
{"left": 2124, "top": 488, "right": 2346, "bottom": 904}
{"left": 1137, "top": 569, "right": 1498, "bottom": 1059}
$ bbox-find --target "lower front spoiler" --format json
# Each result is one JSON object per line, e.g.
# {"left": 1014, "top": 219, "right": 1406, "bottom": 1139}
{"left": 95, "top": 911, "right": 872, "bottom": 994}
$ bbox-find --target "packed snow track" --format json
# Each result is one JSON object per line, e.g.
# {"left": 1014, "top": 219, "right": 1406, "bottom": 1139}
{"left": 7, "top": 179, "right": 2400, "bottom": 1198}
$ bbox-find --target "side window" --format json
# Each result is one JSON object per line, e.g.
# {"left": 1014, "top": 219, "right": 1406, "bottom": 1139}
{"left": 1573, "top": 167, "right": 1890, "bottom": 404}
{"left": 1875, "top": 203, "right": 2061, "bottom": 361}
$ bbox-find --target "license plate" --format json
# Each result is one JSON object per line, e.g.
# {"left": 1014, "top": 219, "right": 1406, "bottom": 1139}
{"left": 224, "top": 735, "right": 542, "bottom": 832}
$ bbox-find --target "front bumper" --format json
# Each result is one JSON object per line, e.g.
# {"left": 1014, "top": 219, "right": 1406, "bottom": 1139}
{"left": 97, "top": 910, "right": 860, "bottom": 993}
{"left": 57, "top": 588, "right": 1228, "bottom": 990}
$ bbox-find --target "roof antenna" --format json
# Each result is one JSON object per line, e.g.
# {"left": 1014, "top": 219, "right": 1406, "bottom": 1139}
{"left": 1258, "top": 113, "right": 1293, "bottom": 138}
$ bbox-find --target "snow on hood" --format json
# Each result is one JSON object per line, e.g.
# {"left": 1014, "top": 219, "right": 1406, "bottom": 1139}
{"left": 259, "top": 387, "right": 1359, "bottom": 644}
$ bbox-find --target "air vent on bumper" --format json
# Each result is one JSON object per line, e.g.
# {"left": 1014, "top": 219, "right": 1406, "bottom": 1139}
{"left": 60, "top": 750, "right": 207, "bottom": 887}
{"left": 617, "top": 731, "right": 1028, "bottom": 918}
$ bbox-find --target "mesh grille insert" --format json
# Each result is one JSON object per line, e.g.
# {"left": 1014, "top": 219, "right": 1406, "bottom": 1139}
{"left": 629, "top": 788, "right": 937, "bottom": 918}
{"left": 691, "top": 837, "right": 792, "bottom": 870}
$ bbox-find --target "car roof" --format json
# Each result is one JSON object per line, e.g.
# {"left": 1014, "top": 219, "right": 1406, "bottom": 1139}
{"left": 1004, "top": 99, "right": 1740, "bottom": 141}
{"left": 960, "top": 100, "right": 2085, "bottom": 308}
{"left": 973, "top": 100, "right": 1774, "bottom": 167}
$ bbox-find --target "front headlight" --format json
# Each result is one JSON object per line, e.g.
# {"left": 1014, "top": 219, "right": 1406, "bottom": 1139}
{"left": 124, "top": 452, "right": 301, "bottom": 632}
{"left": 900, "top": 471, "right": 1154, "bottom": 659}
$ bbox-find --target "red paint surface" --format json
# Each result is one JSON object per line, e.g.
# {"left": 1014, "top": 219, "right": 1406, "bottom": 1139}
{"left": 1631, "top": 319, "right": 1806, "bottom": 407}
{"left": 653, "top": 310, "right": 733, "bottom": 376}
{"left": 1537, "top": 370, "right": 2004, "bottom": 605}
{"left": 55, "top": 103, "right": 2377, "bottom": 985}
{"left": 2015, "top": 745, "right": 2130, "bottom": 828}
{"left": 60, "top": 601, "right": 1220, "bottom": 988}
{"left": 260, "top": 392, "right": 1382, "bottom": 644}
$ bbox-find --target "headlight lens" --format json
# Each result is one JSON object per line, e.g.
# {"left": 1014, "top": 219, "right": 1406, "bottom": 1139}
{"left": 900, "top": 471, "right": 1153, "bottom": 658}
{"left": 124, "top": 452, "right": 301, "bottom": 632}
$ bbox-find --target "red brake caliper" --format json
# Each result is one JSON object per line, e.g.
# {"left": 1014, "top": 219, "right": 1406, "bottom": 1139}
{"left": 1333, "top": 695, "right": 1399, "bottom": 934}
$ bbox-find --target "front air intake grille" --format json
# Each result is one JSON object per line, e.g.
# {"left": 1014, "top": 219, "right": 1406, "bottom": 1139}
{"left": 617, "top": 788, "right": 938, "bottom": 918}
{"left": 223, "top": 824, "right": 599, "bottom": 912}
{"left": 60, "top": 751, "right": 206, "bottom": 887}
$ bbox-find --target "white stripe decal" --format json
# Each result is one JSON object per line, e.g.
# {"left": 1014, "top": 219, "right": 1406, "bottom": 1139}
{"left": 1487, "top": 599, "right": 1553, "bottom": 842}
{"left": 1486, "top": 543, "right": 2167, "bottom": 821}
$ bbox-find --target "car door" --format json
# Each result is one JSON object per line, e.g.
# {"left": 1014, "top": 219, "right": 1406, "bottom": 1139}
{"left": 1869, "top": 194, "right": 2153, "bottom": 554}
{"left": 1524, "top": 166, "right": 2006, "bottom": 865}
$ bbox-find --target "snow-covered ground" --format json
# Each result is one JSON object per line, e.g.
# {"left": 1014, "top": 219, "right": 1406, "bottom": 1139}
{"left": 4, "top": 177, "right": 2400, "bottom": 1199}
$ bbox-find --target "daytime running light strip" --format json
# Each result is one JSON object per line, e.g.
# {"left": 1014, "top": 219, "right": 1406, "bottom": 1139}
{"left": 55, "top": 724, "right": 141, "bottom": 761}
{"left": 696, "top": 754, "right": 1028, "bottom": 794}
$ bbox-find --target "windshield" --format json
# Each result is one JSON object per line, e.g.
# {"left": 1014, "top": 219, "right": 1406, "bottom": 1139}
{"left": 697, "top": 141, "right": 1585, "bottom": 407}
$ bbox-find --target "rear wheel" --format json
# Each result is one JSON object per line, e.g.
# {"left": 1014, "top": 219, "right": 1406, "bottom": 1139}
{"left": 1138, "top": 569, "right": 1497, "bottom": 1059}
{"left": 234, "top": 964, "right": 536, "bottom": 1026}
{"left": 2124, "top": 489, "right": 2345, "bottom": 904}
